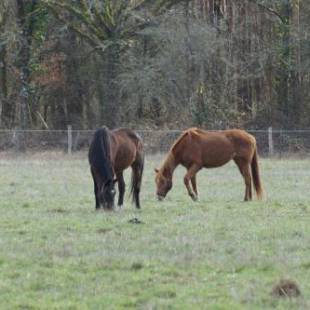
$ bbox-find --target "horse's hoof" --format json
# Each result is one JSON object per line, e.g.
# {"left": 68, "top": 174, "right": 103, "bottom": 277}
{"left": 190, "top": 194, "right": 198, "bottom": 202}
{"left": 104, "top": 208, "right": 115, "bottom": 212}
{"left": 128, "top": 218, "right": 144, "bottom": 224}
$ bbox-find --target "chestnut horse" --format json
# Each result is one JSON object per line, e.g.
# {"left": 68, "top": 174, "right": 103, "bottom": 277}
{"left": 155, "top": 128, "right": 263, "bottom": 201}
{"left": 88, "top": 127, "right": 144, "bottom": 210}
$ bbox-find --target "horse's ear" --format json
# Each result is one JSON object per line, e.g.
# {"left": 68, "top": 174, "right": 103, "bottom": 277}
{"left": 154, "top": 168, "right": 159, "bottom": 174}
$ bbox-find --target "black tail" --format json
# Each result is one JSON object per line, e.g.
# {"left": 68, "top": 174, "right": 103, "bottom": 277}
{"left": 251, "top": 147, "right": 263, "bottom": 200}
{"left": 88, "top": 127, "right": 114, "bottom": 181}
{"left": 130, "top": 140, "right": 144, "bottom": 208}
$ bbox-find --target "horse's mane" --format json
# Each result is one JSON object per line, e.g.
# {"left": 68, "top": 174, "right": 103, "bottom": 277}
{"left": 160, "top": 128, "right": 197, "bottom": 174}
{"left": 170, "top": 128, "right": 199, "bottom": 152}
{"left": 88, "top": 126, "right": 114, "bottom": 182}
{"left": 101, "top": 127, "right": 111, "bottom": 160}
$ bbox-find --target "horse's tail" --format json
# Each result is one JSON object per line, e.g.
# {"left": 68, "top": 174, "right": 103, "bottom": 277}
{"left": 251, "top": 147, "right": 263, "bottom": 200}
{"left": 88, "top": 127, "right": 113, "bottom": 179}
{"left": 130, "top": 138, "right": 144, "bottom": 208}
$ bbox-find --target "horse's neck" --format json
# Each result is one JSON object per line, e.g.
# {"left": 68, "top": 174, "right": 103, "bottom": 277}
{"left": 161, "top": 152, "right": 178, "bottom": 178}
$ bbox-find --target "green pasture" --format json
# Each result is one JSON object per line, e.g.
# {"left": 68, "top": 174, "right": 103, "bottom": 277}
{"left": 0, "top": 153, "right": 309, "bottom": 309}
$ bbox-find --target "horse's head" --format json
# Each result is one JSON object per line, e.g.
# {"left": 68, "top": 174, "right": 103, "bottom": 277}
{"left": 154, "top": 168, "right": 172, "bottom": 201}
{"left": 101, "top": 179, "right": 117, "bottom": 210}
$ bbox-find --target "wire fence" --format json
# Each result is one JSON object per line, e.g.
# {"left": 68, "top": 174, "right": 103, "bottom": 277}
{"left": 0, "top": 127, "right": 310, "bottom": 156}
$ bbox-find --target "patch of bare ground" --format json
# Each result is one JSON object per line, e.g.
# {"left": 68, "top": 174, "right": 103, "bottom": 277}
{"left": 272, "top": 279, "right": 301, "bottom": 298}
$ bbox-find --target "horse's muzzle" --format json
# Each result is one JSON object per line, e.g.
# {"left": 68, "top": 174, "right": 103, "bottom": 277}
{"left": 103, "top": 202, "right": 115, "bottom": 211}
{"left": 157, "top": 195, "right": 165, "bottom": 201}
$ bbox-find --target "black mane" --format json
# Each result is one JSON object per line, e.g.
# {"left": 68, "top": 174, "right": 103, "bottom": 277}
{"left": 88, "top": 127, "right": 114, "bottom": 183}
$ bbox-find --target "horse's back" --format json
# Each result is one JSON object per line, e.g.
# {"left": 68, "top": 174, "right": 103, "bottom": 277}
{"left": 174, "top": 128, "right": 256, "bottom": 168}
{"left": 111, "top": 128, "right": 143, "bottom": 171}
{"left": 194, "top": 129, "right": 256, "bottom": 150}
{"left": 223, "top": 129, "right": 256, "bottom": 157}
{"left": 171, "top": 129, "right": 232, "bottom": 167}
{"left": 224, "top": 129, "right": 256, "bottom": 144}
{"left": 112, "top": 128, "right": 142, "bottom": 153}
{"left": 113, "top": 128, "right": 142, "bottom": 143}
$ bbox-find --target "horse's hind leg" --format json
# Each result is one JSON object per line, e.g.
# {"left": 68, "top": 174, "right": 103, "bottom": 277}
{"left": 132, "top": 164, "right": 141, "bottom": 209}
{"left": 128, "top": 146, "right": 144, "bottom": 209}
{"left": 131, "top": 161, "right": 143, "bottom": 209}
{"left": 116, "top": 172, "right": 125, "bottom": 208}
{"left": 234, "top": 158, "right": 252, "bottom": 201}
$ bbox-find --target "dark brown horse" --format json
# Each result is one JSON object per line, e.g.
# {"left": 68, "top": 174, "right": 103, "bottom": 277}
{"left": 155, "top": 128, "right": 263, "bottom": 201}
{"left": 89, "top": 127, "right": 144, "bottom": 210}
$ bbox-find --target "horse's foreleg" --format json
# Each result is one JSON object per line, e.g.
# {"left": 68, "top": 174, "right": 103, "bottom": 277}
{"left": 94, "top": 181, "right": 100, "bottom": 209}
{"left": 91, "top": 168, "right": 100, "bottom": 210}
{"left": 191, "top": 175, "right": 198, "bottom": 198}
{"left": 117, "top": 172, "right": 125, "bottom": 208}
{"left": 184, "top": 165, "right": 201, "bottom": 201}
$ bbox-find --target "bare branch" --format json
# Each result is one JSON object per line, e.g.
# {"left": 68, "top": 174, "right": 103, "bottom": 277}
{"left": 249, "top": 0, "right": 286, "bottom": 24}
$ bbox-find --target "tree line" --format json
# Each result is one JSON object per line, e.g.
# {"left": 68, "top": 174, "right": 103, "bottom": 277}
{"left": 0, "top": 0, "right": 309, "bottom": 130}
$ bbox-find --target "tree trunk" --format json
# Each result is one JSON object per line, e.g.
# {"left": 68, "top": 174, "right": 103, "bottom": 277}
{"left": 277, "top": 1, "right": 292, "bottom": 123}
{"left": 0, "top": 45, "right": 8, "bottom": 127}
{"left": 16, "top": 0, "right": 37, "bottom": 132}
{"left": 102, "top": 44, "right": 120, "bottom": 128}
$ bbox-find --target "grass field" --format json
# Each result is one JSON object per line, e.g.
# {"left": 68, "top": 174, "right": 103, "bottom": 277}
{"left": 0, "top": 152, "right": 309, "bottom": 309}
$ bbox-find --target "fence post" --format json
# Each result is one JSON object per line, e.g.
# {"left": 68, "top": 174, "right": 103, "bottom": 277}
{"left": 268, "top": 126, "right": 274, "bottom": 156}
{"left": 67, "top": 125, "right": 72, "bottom": 155}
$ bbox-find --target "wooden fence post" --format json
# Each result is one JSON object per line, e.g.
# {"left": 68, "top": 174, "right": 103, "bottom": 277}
{"left": 268, "top": 126, "right": 274, "bottom": 156}
{"left": 67, "top": 125, "right": 72, "bottom": 155}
